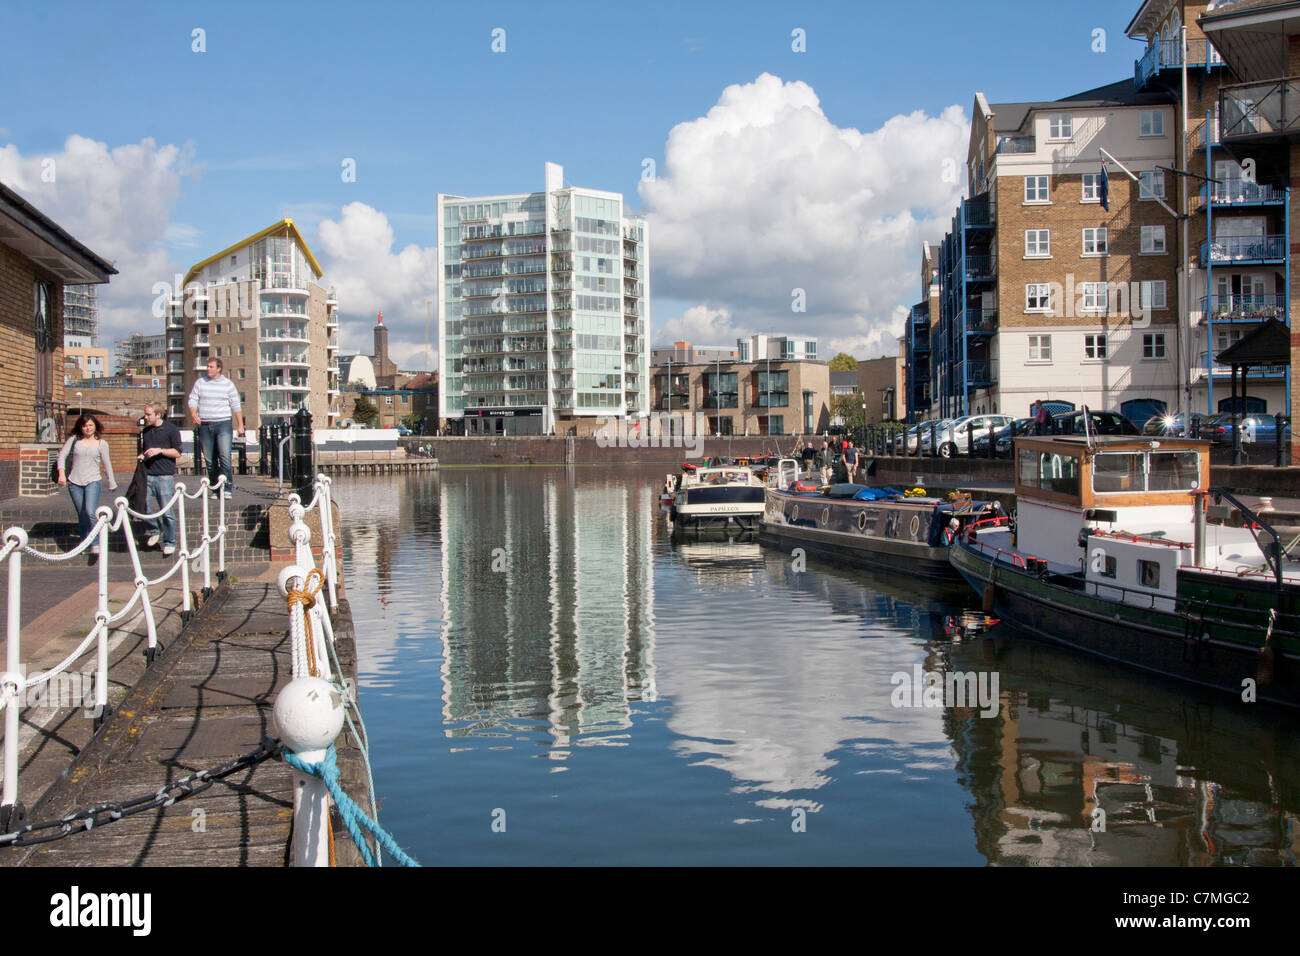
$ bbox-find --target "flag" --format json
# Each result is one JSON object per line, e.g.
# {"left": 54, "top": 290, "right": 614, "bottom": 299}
{"left": 1099, "top": 164, "right": 1109, "bottom": 212}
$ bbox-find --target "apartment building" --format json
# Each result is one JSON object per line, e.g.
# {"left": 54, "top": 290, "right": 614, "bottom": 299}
{"left": 1127, "top": 0, "right": 1292, "bottom": 428}
{"left": 63, "top": 284, "right": 98, "bottom": 348}
{"left": 736, "top": 333, "right": 817, "bottom": 362}
{"left": 436, "top": 162, "right": 649, "bottom": 437}
{"left": 920, "top": 80, "right": 1184, "bottom": 426}
{"left": 905, "top": 242, "right": 942, "bottom": 419}
{"left": 648, "top": 354, "right": 830, "bottom": 436}
{"left": 165, "top": 219, "right": 341, "bottom": 430}
{"left": 651, "top": 342, "right": 738, "bottom": 364}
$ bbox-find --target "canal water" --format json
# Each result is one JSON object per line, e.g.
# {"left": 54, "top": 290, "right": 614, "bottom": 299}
{"left": 331, "top": 467, "right": 1300, "bottom": 866}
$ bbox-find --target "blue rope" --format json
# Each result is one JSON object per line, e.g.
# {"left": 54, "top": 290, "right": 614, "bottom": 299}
{"left": 283, "top": 745, "right": 420, "bottom": 867}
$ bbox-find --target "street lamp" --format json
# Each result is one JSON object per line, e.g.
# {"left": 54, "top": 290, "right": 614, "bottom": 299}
{"left": 76, "top": 391, "right": 83, "bottom": 417}
{"left": 715, "top": 356, "right": 722, "bottom": 438}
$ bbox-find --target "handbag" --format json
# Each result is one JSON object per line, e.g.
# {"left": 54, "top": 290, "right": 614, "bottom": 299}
{"left": 50, "top": 436, "right": 76, "bottom": 483}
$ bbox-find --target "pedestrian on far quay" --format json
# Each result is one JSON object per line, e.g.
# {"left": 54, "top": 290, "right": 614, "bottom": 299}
{"left": 188, "top": 357, "right": 245, "bottom": 498}
{"left": 139, "top": 401, "right": 182, "bottom": 555}
{"left": 56, "top": 414, "right": 117, "bottom": 562}
{"left": 844, "top": 440, "right": 859, "bottom": 483}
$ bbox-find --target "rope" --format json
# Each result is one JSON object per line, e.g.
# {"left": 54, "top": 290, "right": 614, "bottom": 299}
{"left": 282, "top": 745, "right": 420, "bottom": 867}
{"left": 286, "top": 568, "right": 325, "bottom": 677}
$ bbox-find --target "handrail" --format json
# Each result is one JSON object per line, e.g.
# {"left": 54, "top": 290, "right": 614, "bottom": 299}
{"left": 0, "top": 475, "right": 229, "bottom": 829}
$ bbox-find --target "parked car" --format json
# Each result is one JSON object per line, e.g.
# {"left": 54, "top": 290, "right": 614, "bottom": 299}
{"left": 972, "top": 418, "right": 1035, "bottom": 458}
{"left": 397, "top": 426, "right": 413, "bottom": 436}
{"left": 1141, "top": 412, "right": 1201, "bottom": 437}
{"left": 893, "top": 418, "right": 944, "bottom": 453}
{"left": 929, "top": 414, "right": 1014, "bottom": 457}
{"left": 916, "top": 419, "right": 957, "bottom": 455}
{"left": 1199, "top": 413, "right": 1290, "bottom": 445}
{"left": 1051, "top": 409, "right": 1140, "bottom": 436}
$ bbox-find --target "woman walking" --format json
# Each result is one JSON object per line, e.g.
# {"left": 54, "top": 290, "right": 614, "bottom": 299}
{"left": 56, "top": 414, "right": 117, "bottom": 562}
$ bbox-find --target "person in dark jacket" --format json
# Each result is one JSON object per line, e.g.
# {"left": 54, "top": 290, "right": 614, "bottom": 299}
{"left": 139, "top": 402, "right": 182, "bottom": 555}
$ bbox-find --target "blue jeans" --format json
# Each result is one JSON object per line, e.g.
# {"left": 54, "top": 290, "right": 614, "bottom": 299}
{"left": 145, "top": 474, "right": 176, "bottom": 546}
{"left": 196, "top": 419, "right": 233, "bottom": 493}
{"left": 68, "top": 480, "right": 102, "bottom": 544}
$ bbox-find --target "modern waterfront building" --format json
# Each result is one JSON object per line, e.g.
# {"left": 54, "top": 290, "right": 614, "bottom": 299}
{"left": 63, "top": 345, "right": 109, "bottom": 380}
{"left": 62, "top": 284, "right": 98, "bottom": 348}
{"left": 1127, "top": 0, "right": 1292, "bottom": 432}
{"left": 648, "top": 353, "right": 830, "bottom": 436}
{"left": 651, "top": 342, "right": 738, "bottom": 364}
{"left": 165, "top": 219, "right": 341, "bottom": 429}
{"left": 736, "top": 333, "right": 817, "bottom": 362}
{"left": 436, "top": 162, "right": 649, "bottom": 436}
{"left": 917, "top": 81, "right": 1183, "bottom": 424}
{"left": 904, "top": 242, "right": 942, "bottom": 420}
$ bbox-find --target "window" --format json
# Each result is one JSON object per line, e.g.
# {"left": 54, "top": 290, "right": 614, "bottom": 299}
{"left": 1026, "top": 283, "right": 1052, "bottom": 312}
{"left": 1140, "top": 110, "right": 1164, "bottom": 136}
{"left": 1141, "top": 225, "right": 1166, "bottom": 254}
{"left": 238, "top": 368, "right": 245, "bottom": 379}
{"left": 1099, "top": 555, "right": 1117, "bottom": 578}
{"left": 230, "top": 255, "right": 238, "bottom": 265}
{"left": 385, "top": 396, "right": 393, "bottom": 405}
{"left": 1083, "top": 227, "right": 1108, "bottom": 255}
{"left": 1081, "top": 173, "right": 1100, "bottom": 202}
{"left": 1080, "top": 282, "right": 1108, "bottom": 313}
{"left": 1025, "top": 229, "right": 1050, "bottom": 257}
{"left": 1025, "top": 175, "right": 1049, "bottom": 203}
{"left": 1138, "top": 559, "right": 1161, "bottom": 589}
{"left": 1048, "top": 115, "right": 1073, "bottom": 139}
{"left": 215, "top": 347, "right": 222, "bottom": 357}
{"left": 1139, "top": 170, "right": 1165, "bottom": 199}
{"left": 1139, "top": 280, "right": 1167, "bottom": 310}
{"left": 1143, "top": 332, "right": 1166, "bottom": 359}
{"left": 756, "top": 370, "right": 789, "bottom": 407}
{"left": 1028, "top": 334, "right": 1052, "bottom": 362}
{"left": 1085, "top": 334, "right": 1107, "bottom": 359}
{"left": 239, "top": 345, "right": 245, "bottom": 356}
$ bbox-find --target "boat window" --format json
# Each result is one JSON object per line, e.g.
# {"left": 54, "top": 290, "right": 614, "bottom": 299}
{"left": 1038, "top": 452, "right": 1080, "bottom": 496}
{"left": 1018, "top": 450, "right": 1039, "bottom": 487}
{"left": 1092, "top": 452, "right": 1141, "bottom": 493}
{"left": 1138, "top": 559, "right": 1160, "bottom": 589}
{"left": 1146, "top": 451, "right": 1199, "bottom": 491}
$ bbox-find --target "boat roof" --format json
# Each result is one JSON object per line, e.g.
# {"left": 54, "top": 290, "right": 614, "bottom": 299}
{"left": 1016, "top": 435, "right": 1210, "bottom": 452}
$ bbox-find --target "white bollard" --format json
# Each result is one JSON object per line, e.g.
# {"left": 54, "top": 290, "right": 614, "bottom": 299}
{"left": 274, "top": 676, "right": 345, "bottom": 866}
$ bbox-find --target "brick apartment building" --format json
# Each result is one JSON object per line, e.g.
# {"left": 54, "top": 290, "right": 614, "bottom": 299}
{"left": 0, "top": 182, "right": 116, "bottom": 497}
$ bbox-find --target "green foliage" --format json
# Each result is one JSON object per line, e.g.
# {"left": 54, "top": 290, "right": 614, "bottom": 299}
{"left": 352, "top": 394, "right": 379, "bottom": 426}
{"left": 828, "top": 352, "right": 858, "bottom": 371}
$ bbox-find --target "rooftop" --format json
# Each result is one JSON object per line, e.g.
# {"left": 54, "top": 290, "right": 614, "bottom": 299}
{"left": 986, "top": 80, "right": 1173, "bottom": 134}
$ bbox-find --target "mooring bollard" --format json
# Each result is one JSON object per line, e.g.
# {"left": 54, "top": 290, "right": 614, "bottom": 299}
{"left": 929, "top": 421, "right": 937, "bottom": 458}
{"left": 275, "top": 673, "right": 344, "bottom": 867}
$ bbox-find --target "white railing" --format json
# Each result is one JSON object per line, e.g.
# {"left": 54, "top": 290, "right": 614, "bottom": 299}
{"left": 0, "top": 476, "right": 229, "bottom": 825}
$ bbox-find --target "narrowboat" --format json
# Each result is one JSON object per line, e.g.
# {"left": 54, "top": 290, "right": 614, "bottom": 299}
{"left": 950, "top": 434, "right": 1300, "bottom": 708}
{"left": 759, "top": 459, "right": 998, "bottom": 579}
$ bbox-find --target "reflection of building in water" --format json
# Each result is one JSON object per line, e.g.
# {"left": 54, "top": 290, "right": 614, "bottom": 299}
{"left": 944, "top": 639, "right": 1300, "bottom": 865}
{"left": 653, "top": 553, "right": 955, "bottom": 810}
{"left": 435, "top": 469, "right": 656, "bottom": 748}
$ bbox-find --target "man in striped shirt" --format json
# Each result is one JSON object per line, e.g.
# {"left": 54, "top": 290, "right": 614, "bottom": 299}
{"left": 188, "top": 358, "right": 245, "bottom": 498}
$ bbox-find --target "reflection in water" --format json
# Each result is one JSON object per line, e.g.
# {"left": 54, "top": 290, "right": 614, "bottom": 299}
{"left": 332, "top": 467, "right": 1300, "bottom": 865}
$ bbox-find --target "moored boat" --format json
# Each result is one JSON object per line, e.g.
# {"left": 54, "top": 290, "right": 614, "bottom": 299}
{"left": 759, "top": 458, "right": 998, "bottom": 579}
{"left": 670, "top": 465, "right": 767, "bottom": 530}
{"left": 951, "top": 434, "right": 1300, "bottom": 708}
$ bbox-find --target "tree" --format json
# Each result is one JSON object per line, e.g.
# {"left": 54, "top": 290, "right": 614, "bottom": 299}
{"left": 828, "top": 352, "right": 858, "bottom": 371}
{"left": 352, "top": 394, "right": 379, "bottom": 426}
{"left": 832, "top": 393, "right": 867, "bottom": 432}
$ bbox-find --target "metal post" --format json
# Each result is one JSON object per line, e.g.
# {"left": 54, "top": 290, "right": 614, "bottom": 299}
{"left": 292, "top": 408, "right": 314, "bottom": 501}
{"left": 1276, "top": 412, "right": 1285, "bottom": 468}
{"left": 1231, "top": 365, "right": 1242, "bottom": 465}
{"left": 987, "top": 419, "right": 995, "bottom": 459}
{"left": 237, "top": 437, "right": 248, "bottom": 476}
{"left": 1, "top": 530, "right": 27, "bottom": 829}
{"left": 929, "top": 421, "right": 937, "bottom": 458}
{"left": 1206, "top": 108, "right": 1215, "bottom": 416}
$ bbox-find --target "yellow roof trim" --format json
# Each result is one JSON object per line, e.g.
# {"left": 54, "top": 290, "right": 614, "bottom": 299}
{"left": 182, "top": 218, "right": 324, "bottom": 287}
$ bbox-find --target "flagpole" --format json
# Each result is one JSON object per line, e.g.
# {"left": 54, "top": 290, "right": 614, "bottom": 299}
{"left": 1180, "top": 24, "right": 1191, "bottom": 419}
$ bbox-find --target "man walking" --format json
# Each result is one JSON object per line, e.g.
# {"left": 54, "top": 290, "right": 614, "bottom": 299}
{"left": 139, "top": 402, "right": 182, "bottom": 555}
{"left": 188, "top": 358, "right": 244, "bottom": 498}
{"left": 844, "top": 439, "right": 859, "bottom": 483}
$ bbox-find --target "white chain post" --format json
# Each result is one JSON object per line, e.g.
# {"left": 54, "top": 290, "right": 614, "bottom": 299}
{"left": 199, "top": 480, "right": 211, "bottom": 592}
{"left": 2, "top": 528, "right": 27, "bottom": 820}
{"left": 176, "top": 483, "right": 191, "bottom": 614}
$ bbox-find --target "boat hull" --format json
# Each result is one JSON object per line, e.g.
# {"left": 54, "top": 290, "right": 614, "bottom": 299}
{"left": 760, "top": 488, "right": 964, "bottom": 580}
{"left": 950, "top": 535, "right": 1300, "bottom": 708}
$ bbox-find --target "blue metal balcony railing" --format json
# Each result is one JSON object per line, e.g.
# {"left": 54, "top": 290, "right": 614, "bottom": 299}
{"left": 1193, "top": 117, "right": 1220, "bottom": 150}
{"left": 961, "top": 201, "right": 992, "bottom": 228}
{"left": 961, "top": 255, "right": 996, "bottom": 280}
{"left": 1220, "top": 80, "right": 1300, "bottom": 141}
{"left": 1200, "top": 235, "right": 1286, "bottom": 264}
{"left": 959, "top": 361, "right": 997, "bottom": 386}
{"left": 1199, "top": 179, "right": 1284, "bottom": 206}
{"left": 963, "top": 308, "right": 996, "bottom": 332}
{"left": 1200, "top": 351, "right": 1287, "bottom": 378}
{"left": 1201, "top": 295, "right": 1287, "bottom": 322}
{"left": 1135, "top": 37, "right": 1224, "bottom": 90}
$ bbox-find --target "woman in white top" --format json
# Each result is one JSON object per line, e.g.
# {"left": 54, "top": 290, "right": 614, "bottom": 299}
{"left": 56, "top": 414, "right": 117, "bottom": 558}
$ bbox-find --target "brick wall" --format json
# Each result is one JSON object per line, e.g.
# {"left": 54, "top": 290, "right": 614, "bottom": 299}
{"left": 0, "top": 245, "right": 63, "bottom": 449}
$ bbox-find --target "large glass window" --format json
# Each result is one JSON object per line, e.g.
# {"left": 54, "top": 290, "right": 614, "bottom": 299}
{"left": 1018, "top": 449, "right": 1039, "bottom": 487}
{"left": 1038, "top": 452, "right": 1080, "bottom": 496}
{"left": 1091, "top": 450, "right": 1199, "bottom": 493}
{"left": 756, "top": 370, "right": 789, "bottom": 407}
{"left": 703, "top": 371, "right": 738, "bottom": 408}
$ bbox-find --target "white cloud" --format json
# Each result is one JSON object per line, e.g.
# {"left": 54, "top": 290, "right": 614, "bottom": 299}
{"left": 313, "top": 202, "right": 439, "bottom": 369}
{"left": 656, "top": 304, "right": 745, "bottom": 346}
{"left": 0, "top": 135, "right": 199, "bottom": 345}
{"left": 641, "top": 73, "right": 968, "bottom": 359}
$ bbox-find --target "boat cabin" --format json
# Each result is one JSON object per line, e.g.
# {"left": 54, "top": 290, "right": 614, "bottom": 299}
{"left": 1014, "top": 435, "right": 1209, "bottom": 573}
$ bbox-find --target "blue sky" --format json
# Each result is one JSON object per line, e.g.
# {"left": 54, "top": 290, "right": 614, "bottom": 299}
{"left": 0, "top": 0, "right": 1152, "bottom": 364}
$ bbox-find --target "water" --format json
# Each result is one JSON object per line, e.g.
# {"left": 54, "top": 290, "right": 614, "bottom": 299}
{"left": 332, "top": 466, "right": 1300, "bottom": 866}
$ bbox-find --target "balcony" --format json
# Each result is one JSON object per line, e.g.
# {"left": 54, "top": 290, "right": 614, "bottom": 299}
{"left": 1199, "top": 351, "right": 1287, "bottom": 378}
{"left": 961, "top": 199, "right": 992, "bottom": 228}
{"left": 193, "top": 334, "right": 209, "bottom": 346}
{"left": 1198, "top": 178, "right": 1284, "bottom": 207}
{"left": 1193, "top": 117, "right": 1220, "bottom": 150}
{"left": 1201, "top": 295, "right": 1287, "bottom": 324}
{"left": 167, "top": 338, "right": 183, "bottom": 351}
{"left": 964, "top": 308, "right": 996, "bottom": 333}
{"left": 995, "top": 135, "right": 1035, "bottom": 154}
{"left": 955, "top": 360, "right": 997, "bottom": 388}
{"left": 260, "top": 276, "right": 311, "bottom": 294}
{"left": 168, "top": 363, "right": 184, "bottom": 374}
{"left": 259, "top": 328, "right": 311, "bottom": 344}
{"left": 1200, "top": 235, "right": 1286, "bottom": 265}
{"left": 1220, "top": 80, "right": 1300, "bottom": 142}
{"left": 1135, "top": 38, "right": 1223, "bottom": 91}
{"left": 960, "top": 255, "right": 996, "bottom": 281}
{"left": 261, "top": 379, "right": 310, "bottom": 391}
{"left": 260, "top": 352, "right": 310, "bottom": 367}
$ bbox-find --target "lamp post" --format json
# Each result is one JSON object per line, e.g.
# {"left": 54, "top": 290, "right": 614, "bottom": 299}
{"left": 766, "top": 354, "right": 772, "bottom": 436}
{"left": 76, "top": 391, "right": 83, "bottom": 417}
{"left": 715, "top": 356, "right": 722, "bottom": 437}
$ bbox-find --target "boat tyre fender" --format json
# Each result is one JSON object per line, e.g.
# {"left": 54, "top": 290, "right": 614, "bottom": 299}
{"left": 982, "top": 583, "right": 996, "bottom": 615}
{"left": 1258, "top": 610, "right": 1278, "bottom": 686}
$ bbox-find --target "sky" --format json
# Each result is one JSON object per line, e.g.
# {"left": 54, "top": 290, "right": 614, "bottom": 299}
{"left": 0, "top": 0, "right": 1151, "bottom": 369}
